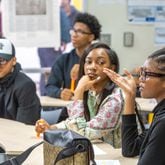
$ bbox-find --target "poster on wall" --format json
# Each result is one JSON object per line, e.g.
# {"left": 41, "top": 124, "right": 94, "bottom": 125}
{"left": 128, "top": 0, "right": 165, "bottom": 24}
{"left": 1, "top": 0, "right": 60, "bottom": 48}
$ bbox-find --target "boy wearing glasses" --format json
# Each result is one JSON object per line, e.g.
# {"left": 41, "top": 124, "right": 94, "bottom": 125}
{"left": 0, "top": 38, "right": 41, "bottom": 125}
{"left": 46, "top": 12, "right": 102, "bottom": 101}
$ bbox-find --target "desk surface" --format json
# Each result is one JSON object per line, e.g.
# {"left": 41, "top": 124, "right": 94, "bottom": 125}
{"left": 39, "top": 96, "right": 157, "bottom": 111}
{"left": 0, "top": 118, "right": 137, "bottom": 165}
{"left": 39, "top": 96, "right": 73, "bottom": 107}
{"left": 136, "top": 98, "right": 157, "bottom": 112}
{"left": 22, "top": 67, "right": 51, "bottom": 74}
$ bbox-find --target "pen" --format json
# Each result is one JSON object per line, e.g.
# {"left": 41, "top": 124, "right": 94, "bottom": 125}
{"left": 70, "top": 79, "right": 75, "bottom": 92}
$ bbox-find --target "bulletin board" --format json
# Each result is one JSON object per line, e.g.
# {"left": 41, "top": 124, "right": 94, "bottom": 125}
{"left": 1, "top": 0, "right": 60, "bottom": 48}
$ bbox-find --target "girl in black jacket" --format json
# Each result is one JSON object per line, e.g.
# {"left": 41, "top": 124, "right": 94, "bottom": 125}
{"left": 103, "top": 48, "right": 165, "bottom": 165}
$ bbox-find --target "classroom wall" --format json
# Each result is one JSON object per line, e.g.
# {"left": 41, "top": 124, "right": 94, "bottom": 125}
{"left": 84, "top": 0, "right": 162, "bottom": 73}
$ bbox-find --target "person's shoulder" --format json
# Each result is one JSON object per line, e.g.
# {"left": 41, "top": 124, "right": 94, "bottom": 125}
{"left": 57, "top": 49, "right": 76, "bottom": 59}
{"left": 70, "top": 5, "right": 79, "bottom": 14}
{"left": 15, "top": 71, "right": 35, "bottom": 87}
{"left": 104, "top": 86, "right": 123, "bottom": 103}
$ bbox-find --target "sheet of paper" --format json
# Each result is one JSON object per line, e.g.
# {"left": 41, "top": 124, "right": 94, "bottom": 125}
{"left": 93, "top": 144, "right": 106, "bottom": 155}
{"left": 95, "top": 160, "right": 120, "bottom": 165}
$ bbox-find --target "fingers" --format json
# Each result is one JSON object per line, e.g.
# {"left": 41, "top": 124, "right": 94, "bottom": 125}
{"left": 103, "top": 68, "right": 129, "bottom": 88}
{"left": 123, "top": 68, "right": 132, "bottom": 78}
{"left": 103, "top": 68, "right": 137, "bottom": 97}
{"left": 103, "top": 68, "right": 120, "bottom": 81}
{"left": 61, "top": 89, "right": 73, "bottom": 100}
{"left": 35, "top": 119, "right": 50, "bottom": 134}
{"left": 90, "top": 76, "right": 101, "bottom": 85}
{"left": 70, "top": 64, "right": 80, "bottom": 80}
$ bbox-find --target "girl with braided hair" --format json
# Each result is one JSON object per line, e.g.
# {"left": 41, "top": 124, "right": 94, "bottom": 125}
{"left": 104, "top": 48, "right": 165, "bottom": 165}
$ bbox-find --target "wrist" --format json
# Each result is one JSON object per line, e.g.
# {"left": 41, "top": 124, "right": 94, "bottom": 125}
{"left": 73, "top": 87, "right": 84, "bottom": 100}
{"left": 123, "top": 95, "right": 136, "bottom": 115}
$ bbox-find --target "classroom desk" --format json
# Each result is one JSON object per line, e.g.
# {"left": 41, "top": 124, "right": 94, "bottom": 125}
{"left": 39, "top": 96, "right": 73, "bottom": 107}
{"left": 39, "top": 96, "right": 157, "bottom": 111}
{"left": 135, "top": 98, "right": 157, "bottom": 112}
{"left": 0, "top": 118, "right": 137, "bottom": 165}
{"left": 22, "top": 67, "right": 51, "bottom": 74}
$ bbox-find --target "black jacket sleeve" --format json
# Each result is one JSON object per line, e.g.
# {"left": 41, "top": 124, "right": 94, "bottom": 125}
{"left": 122, "top": 114, "right": 146, "bottom": 157}
{"left": 45, "top": 56, "right": 64, "bottom": 98}
{"left": 15, "top": 77, "right": 41, "bottom": 125}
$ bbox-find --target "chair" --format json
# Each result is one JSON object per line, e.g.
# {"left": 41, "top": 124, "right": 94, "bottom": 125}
{"left": 41, "top": 107, "right": 68, "bottom": 125}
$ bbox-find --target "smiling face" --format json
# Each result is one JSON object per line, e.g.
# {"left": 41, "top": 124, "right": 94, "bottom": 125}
{"left": 139, "top": 58, "right": 165, "bottom": 101}
{"left": 84, "top": 48, "right": 113, "bottom": 83}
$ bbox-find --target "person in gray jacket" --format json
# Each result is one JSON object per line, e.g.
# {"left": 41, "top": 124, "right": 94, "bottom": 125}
{"left": 0, "top": 38, "right": 41, "bottom": 125}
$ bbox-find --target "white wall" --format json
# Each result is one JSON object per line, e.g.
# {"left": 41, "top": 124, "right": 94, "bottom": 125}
{"left": 85, "top": 0, "right": 163, "bottom": 73}
{"left": 15, "top": 47, "right": 40, "bottom": 94}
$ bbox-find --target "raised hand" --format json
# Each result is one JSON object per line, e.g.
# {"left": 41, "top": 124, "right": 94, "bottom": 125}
{"left": 103, "top": 68, "right": 137, "bottom": 98}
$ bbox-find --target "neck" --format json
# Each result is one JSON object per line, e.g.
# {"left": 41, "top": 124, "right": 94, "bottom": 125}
{"left": 75, "top": 43, "right": 91, "bottom": 57}
{"left": 75, "top": 47, "right": 85, "bottom": 57}
{"left": 93, "top": 80, "right": 109, "bottom": 94}
{"left": 156, "top": 97, "right": 165, "bottom": 103}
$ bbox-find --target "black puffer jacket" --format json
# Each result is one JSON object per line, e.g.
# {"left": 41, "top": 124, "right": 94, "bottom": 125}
{"left": 0, "top": 63, "right": 41, "bottom": 125}
{"left": 122, "top": 99, "right": 165, "bottom": 165}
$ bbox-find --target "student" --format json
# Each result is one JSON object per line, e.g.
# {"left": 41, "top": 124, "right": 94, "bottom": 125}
{"left": 103, "top": 48, "right": 165, "bottom": 164}
{"left": 60, "top": 0, "right": 79, "bottom": 28}
{"left": 0, "top": 38, "right": 41, "bottom": 125}
{"left": 35, "top": 42, "right": 124, "bottom": 148}
{"left": 45, "top": 12, "right": 102, "bottom": 100}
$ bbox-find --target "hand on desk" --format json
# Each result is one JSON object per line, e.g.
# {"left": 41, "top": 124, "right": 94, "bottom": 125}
{"left": 35, "top": 119, "right": 57, "bottom": 138}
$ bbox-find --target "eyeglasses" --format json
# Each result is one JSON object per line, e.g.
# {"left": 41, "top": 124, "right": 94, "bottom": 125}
{"left": 69, "top": 29, "right": 92, "bottom": 37}
{"left": 140, "top": 67, "right": 165, "bottom": 80}
{"left": 0, "top": 59, "right": 8, "bottom": 65}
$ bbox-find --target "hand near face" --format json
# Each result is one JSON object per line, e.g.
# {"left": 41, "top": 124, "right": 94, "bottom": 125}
{"left": 103, "top": 68, "right": 137, "bottom": 98}
{"left": 73, "top": 75, "right": 100, "bottom": 100}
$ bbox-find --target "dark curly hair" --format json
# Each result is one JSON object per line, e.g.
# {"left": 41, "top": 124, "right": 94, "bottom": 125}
{"left": 73, "top": 12, "right": 102, "bottom": 40}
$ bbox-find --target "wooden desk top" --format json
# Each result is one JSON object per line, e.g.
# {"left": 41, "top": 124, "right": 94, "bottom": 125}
{"left": 135, "top": 98, "right": 157, "bottom": 112}
{"left": 22, "top": 67, "right": 51, "bottom": 74}
{"left": 0, "top": 118, "right": 42, "bottom": 155}
{"left": 39, "top": 96, "right": 157, "bottom": 112}
{"left": 39, "top": 96, "right": 73, "bottom": 107}
{"left": 0, "top": 118, "right": 137, "bottom": 165}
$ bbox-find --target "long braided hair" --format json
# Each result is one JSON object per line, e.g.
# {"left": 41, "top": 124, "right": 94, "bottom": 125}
{"left": 135, "top": 48, "right": 165, "bottom": 132}
{"left": 78, "top": 42, "right": 120, "bottom": 121}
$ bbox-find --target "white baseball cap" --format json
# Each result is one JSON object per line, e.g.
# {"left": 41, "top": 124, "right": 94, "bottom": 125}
{"left": 0, "top": 38, "right": 15, "bottom": 60}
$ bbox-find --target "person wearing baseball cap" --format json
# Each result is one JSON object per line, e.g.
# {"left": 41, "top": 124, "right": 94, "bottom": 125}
{"left": 0, "top": 38, "right": 15, "bottom": 60}
{"left": 0, "top": 38, "right": 41, "bottom": 125}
